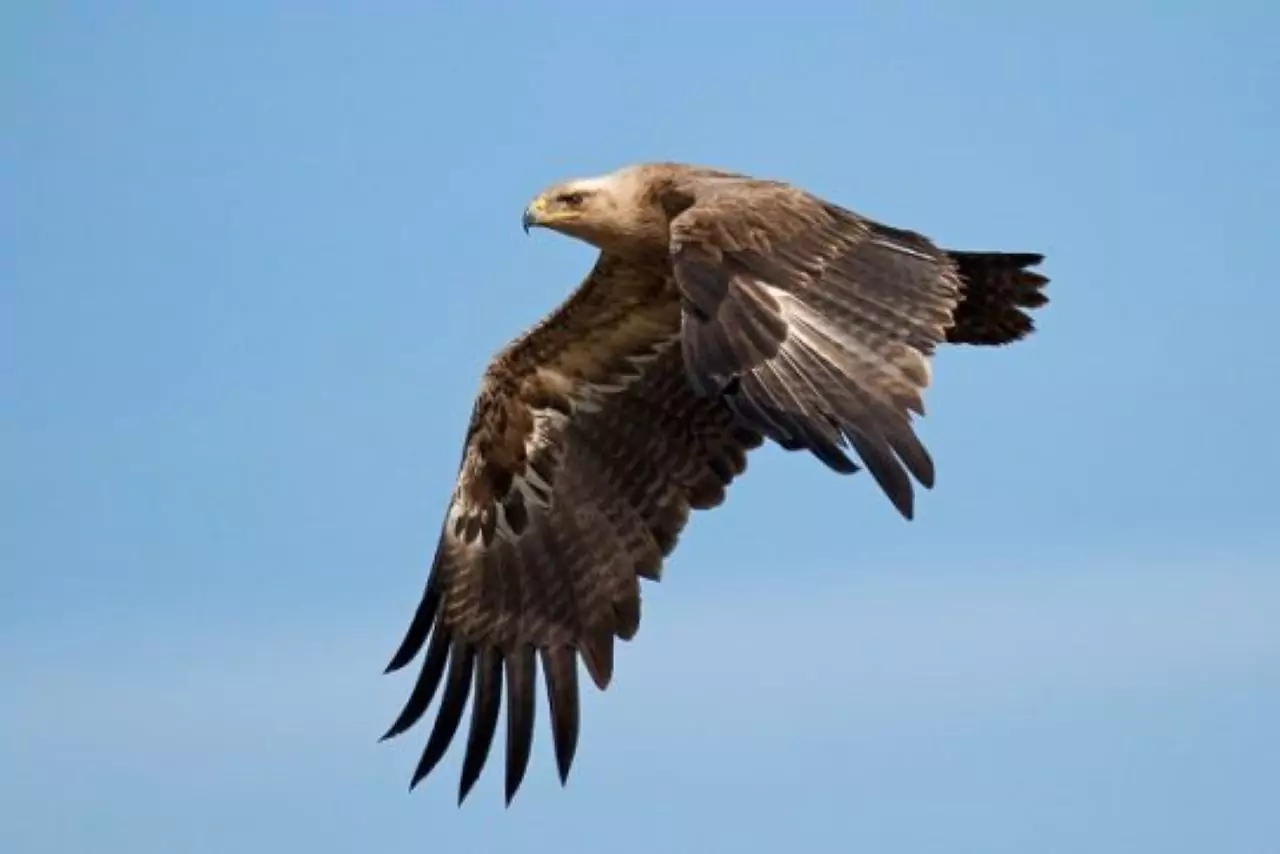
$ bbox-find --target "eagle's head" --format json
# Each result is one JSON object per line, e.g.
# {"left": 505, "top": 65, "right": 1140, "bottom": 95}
{"left": 521, "top": 166, "right": 670, "bottom": 254}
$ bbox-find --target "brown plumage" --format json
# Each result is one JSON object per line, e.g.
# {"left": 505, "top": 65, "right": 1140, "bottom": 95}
{"left": 381, "top": 162, "right": 1052, "bottom": 804}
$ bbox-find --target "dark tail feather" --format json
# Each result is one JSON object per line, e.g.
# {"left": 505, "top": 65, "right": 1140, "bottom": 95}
{"left": 944, "top": 251, "right": 1050, "bottom": 346}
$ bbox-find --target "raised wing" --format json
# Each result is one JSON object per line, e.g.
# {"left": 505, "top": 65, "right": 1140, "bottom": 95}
{"left": 381, "top": 255, "right": 763, "bottom": 804}
{"left": 666, "top": 177, "right": 964, "bottom": 519}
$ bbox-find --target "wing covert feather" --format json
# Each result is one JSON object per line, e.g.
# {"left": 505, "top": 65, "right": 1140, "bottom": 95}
{"left": 666, "top": 177, "right": 964, "bottom": 519}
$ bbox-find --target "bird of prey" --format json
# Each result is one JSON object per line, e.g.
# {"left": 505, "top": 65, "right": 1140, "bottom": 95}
{"left": 381, "top": 162, "right": 1051, "bottom": 805}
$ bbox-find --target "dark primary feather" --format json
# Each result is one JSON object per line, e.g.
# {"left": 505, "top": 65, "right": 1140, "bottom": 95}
{"left": 665, "top": 175, "right": 963, "bottom": 519}
{"left": 381, "top": 254, "right": 762, "bottom": 804}
{"left": 944, "top": 251, "right": 1050, "bottom": 345}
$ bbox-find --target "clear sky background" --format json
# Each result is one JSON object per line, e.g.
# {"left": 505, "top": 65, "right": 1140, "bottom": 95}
{"left": 4, "top": 3, "right": 1278, "bottom": 853}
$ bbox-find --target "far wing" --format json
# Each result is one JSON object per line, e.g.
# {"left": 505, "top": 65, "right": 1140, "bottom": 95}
{"left": 381, "top": 255, "right": 762, "bottom": 804}
{"left": 666, "top": 177, "right": 963, "bottom": 519}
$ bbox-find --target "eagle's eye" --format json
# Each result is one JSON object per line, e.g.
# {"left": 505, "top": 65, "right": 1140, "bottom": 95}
{"left": 557, "top": 191, "right": 586, "bottom": 208}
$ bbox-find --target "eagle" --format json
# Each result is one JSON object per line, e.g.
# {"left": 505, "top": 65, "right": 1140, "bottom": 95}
{"left": 380, "top": 162, "right": 1051, "bottom": 805}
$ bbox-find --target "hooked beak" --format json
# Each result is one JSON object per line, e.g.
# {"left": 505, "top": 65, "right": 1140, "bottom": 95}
{"left": 521, "top": 196, "right": 547, "bottom": 234}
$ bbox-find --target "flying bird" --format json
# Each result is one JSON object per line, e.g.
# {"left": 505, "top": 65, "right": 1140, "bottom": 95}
{"left": 381, "top": 162, "right": 1051, "bottom": 805}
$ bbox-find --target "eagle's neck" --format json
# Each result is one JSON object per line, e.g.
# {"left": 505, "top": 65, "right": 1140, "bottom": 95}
{"left": 614, "top": 246, "right": 672, "bottom": 269}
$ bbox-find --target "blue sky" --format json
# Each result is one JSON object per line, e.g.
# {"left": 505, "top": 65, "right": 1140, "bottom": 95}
{"left": 3, "top": 2, "right": 1278, "bottom": 852}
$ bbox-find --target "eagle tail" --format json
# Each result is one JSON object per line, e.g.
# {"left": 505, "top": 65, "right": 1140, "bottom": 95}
{"left": 944, "top": 251, "right": 1050, "bottom": 346}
